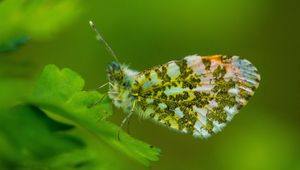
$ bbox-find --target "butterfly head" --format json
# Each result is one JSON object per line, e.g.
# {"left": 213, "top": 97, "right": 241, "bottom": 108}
{"left": 107, "top": 61, "right": 124, "bottom": 83}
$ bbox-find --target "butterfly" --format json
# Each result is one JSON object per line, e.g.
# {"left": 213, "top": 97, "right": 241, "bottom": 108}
{"left": 107, "top": 55, "right": 260, "bottom": 138}
{"left": 89, "top": 21, "right": 260, "bottom": 139}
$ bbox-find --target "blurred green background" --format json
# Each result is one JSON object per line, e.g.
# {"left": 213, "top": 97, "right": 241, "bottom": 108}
{"left": 1, "top": 0, "right": 299, "bottom": 170}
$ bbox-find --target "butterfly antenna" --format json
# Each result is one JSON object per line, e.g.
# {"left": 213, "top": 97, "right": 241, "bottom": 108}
{"left": 89, "top": 20, "right": 119, "bottom": 62}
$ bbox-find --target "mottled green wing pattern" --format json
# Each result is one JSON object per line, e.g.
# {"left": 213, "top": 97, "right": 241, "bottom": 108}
{"left": 131, "top": 55, "right": 260, "bottom": 138}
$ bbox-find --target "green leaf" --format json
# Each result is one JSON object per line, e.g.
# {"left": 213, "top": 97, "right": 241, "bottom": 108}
{"left": 30, "top": 64, "right": 160, "bottom": 166}
{"left": 0, "top": 105, "right": 84, "bottom": 168}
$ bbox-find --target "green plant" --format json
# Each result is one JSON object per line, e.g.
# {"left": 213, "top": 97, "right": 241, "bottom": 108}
{"left": 0, "top": 64, "right": 160, "bottom": 169}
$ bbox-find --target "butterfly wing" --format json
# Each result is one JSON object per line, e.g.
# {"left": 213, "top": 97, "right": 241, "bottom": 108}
{"left": 131, "top": 55, "right": 260, "bottom": 138}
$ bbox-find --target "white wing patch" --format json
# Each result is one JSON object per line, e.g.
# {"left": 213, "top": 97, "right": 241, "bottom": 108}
{"left": 143, "top": 71, "right": 162, "bottom": 89}
{"left": 164, "top": 87, "right": 188, "bottom": 95}
{"left": 167, "top": 62, "right": 181, "bottom": 79}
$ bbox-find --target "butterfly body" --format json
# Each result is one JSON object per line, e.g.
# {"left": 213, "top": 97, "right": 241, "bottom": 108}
{"left": 107, "top": 55, "right": 260, "bottom": 138}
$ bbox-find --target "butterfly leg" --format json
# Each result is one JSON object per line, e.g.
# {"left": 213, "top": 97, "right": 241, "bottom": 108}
{"left": 117, "top": 100, "right": 136, "bottom": 140}
{"left": 126, "top": 118, "right": 131, "bottom": 135}
{"left": 97, "top": 82, "right": 116, "bottom": 91}
{"left": 97, "top": 82, "right": 108, "bottom": 90}
{"left": 97, "top": 82, "right": 111, "bottom": 90}
{"left": 91, "top": 82, "right": 117, "bottom": 107}
{"left": 88, "top": 93, "right": 107, "bottom": 109}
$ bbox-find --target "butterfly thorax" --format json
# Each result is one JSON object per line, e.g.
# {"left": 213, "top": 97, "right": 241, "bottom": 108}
{"left": 107, "top": 62, "right": 139, "bottom": 113}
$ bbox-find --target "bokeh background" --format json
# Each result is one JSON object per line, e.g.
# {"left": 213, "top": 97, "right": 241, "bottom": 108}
{"left": 1, "top": 0, "right": 299, "bottom": 170}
